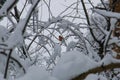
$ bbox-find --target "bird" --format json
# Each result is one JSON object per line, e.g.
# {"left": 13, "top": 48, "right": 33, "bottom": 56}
{"left": 58, "top": 35, "right": 63, "bottom": 41}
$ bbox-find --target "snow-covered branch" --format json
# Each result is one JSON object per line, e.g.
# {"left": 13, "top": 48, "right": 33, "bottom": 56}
{"left": 72, "top": 62, "right": 120, "bottom": 80}
{"left": 53, "top": 51, "right": 120, "bottom": 80}
{"left": 93, "top": 9, "right": 120, "bottom": 19}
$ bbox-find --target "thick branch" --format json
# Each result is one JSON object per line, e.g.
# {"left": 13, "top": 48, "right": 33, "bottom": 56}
{"left": 22, "top": 0, "right": 41, "bottom": 34}
{"left": 72, "top": 63, "right": 120, "bottom": 80}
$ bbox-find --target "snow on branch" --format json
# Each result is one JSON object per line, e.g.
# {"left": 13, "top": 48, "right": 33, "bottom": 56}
{"left": 72, "top": 63, "right": 120, "bottom": 80}
{"left": 0, "top": 0, "right": 41, "bottom": 50}
{"left": 92, "top": 9, "right": 120, "bottom": 19}
{"left": 52, "top": 51, "right": 120, "bottom": 80}
{"left": 0, "top": 0, "right": 18, "bottom": 16}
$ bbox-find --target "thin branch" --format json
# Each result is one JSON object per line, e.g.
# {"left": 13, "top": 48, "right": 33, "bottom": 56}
{"left": 0, "top": 52, "right": 26, "bottom": 73}
{"left": 100, "top": 0, "right": 107, "bottom": 10}
{"left": 88, "top": 0, "right": 94, "bottom": 8}
{"left": 103, "top": 18, "right": 117, "bottom": 54}
{"left": 4, "top": 49, "right": 13, "bottom": 79}
{"left": 22, "top": 0, "right": 41, "bottom": 34}
{"left": 81, "top": 0, "right": 102, "bottom": 54}
{"left": 19, "top": 0, "right": 28, "bottom": 17}
{"left": 81, "top": 0, "right": 90, "bottom": 25}
{"left": 43, "top": 0, "right": 53, "bottom": 18}
{"left": 27, "top": 35, "right": 38, "bottom": 50}
{"left": 58, "top": 1, "right": 80, "bottom": 16}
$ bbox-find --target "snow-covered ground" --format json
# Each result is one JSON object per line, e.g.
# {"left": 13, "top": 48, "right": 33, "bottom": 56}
{"left": 8, "top": 50, "right": 119, "bottom": 80}
{"left": 16, "top": 65, "right": 58, "bottom": 80}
